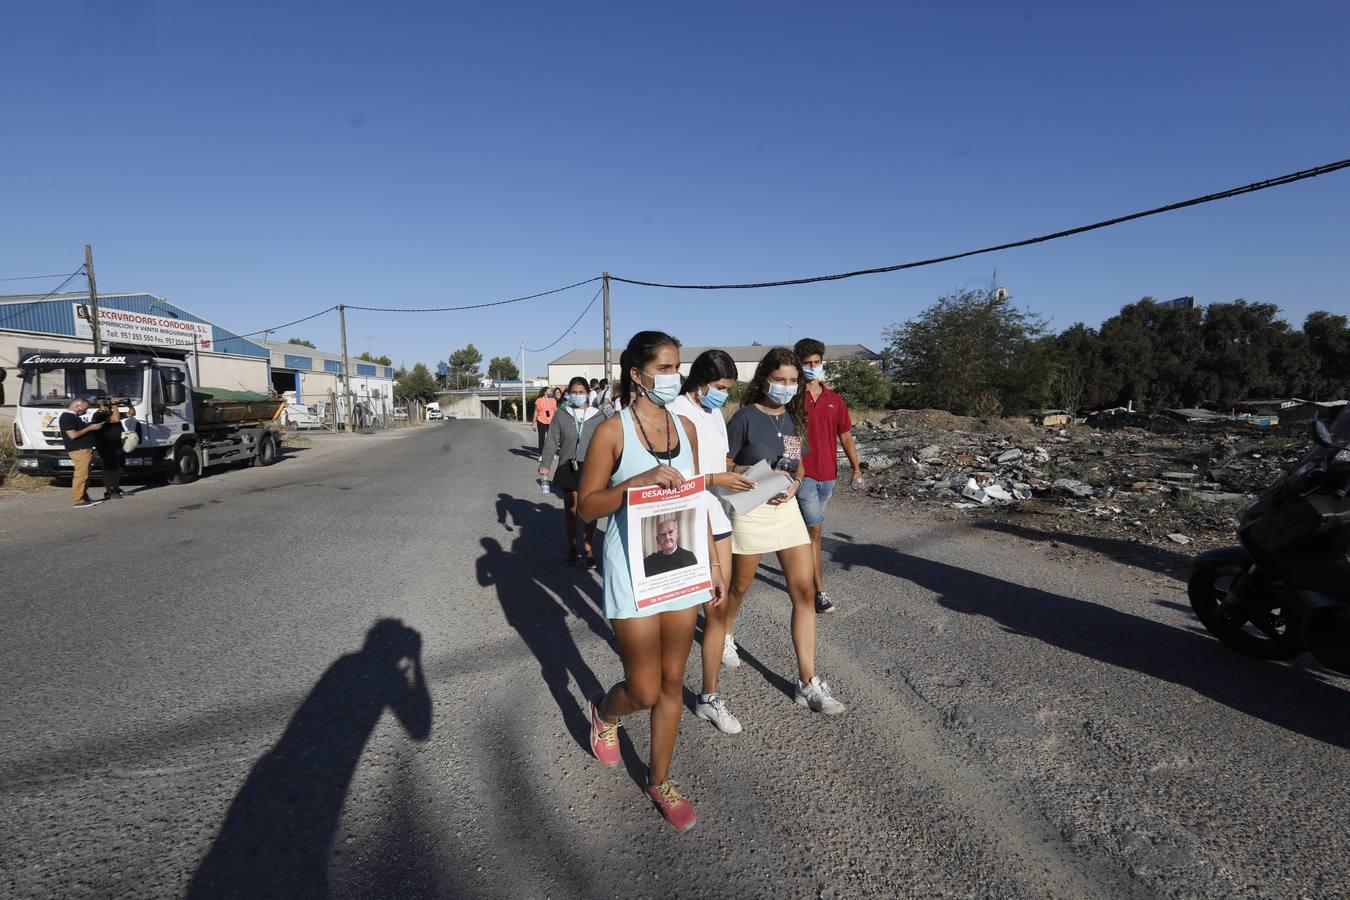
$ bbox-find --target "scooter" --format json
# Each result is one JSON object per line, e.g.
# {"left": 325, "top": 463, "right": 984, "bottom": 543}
{"left": 1188, "top": 407, "right": 1350, "bottom": 672}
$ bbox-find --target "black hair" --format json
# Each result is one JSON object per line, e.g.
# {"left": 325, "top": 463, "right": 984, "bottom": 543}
{"left": 682, "top": 348, "right": 739, "bottom": 397}
{"left": 618, "top": 331, "right": 681, "bottom": 407}
{"left": 567, "top": 376, "right": 590, "bottom": 393}
{"left": 793, "top": 337, "right": 826, "bottom": 361}
{"left": 742, "top": 346, "right": 807, "bottom": 438}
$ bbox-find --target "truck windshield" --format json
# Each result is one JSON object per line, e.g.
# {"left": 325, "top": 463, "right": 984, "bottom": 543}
{"left": 19, "top": 367, "right": 145, "bottom": 408}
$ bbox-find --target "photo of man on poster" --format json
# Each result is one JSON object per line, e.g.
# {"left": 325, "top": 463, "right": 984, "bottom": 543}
{"left": 643, "top": 513, "right": 698, "bottom": 577}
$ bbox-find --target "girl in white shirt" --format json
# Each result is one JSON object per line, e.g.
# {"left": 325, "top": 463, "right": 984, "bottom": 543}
{"left": 670, "top": 350, "right": 755, "bottom": 734}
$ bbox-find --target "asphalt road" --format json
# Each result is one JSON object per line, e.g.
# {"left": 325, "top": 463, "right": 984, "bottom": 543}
{"left": 1, "top": 419, "right": 1347, "bottom": 899}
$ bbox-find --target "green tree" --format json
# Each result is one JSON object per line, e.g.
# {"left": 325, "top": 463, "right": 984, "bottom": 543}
{"left": 487, "top": 355, "right": 520, "bottom": 382}
{"left": 885, "top": 289, "right": 1047, "bottom": 416}
{"left": 447, "top": 344, "right": 483, "bottom": 388}
{"left": 395, "top": 362, "right": 439, "bottom": 402}
{"left": 1303, "top": 311, "right": 1350, "bottom": 400}
{"left": 286, "top": 337, "right": 317, "bottom": 349}
{"left": 823, "top": 357, "right": 891, "bottom": 410}
{"left": 357, "top": 351, "right": 393, "bottom": 366}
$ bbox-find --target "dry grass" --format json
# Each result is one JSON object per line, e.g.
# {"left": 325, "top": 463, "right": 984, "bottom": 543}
{"left": 0, "top": 430, "right": 52, "bottom": 493}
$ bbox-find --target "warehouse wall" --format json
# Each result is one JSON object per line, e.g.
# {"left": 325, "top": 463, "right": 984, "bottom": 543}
{"left": 195, "top": 354, "right": 270, "bottom": 394}
{"left": 0, "top": 332, "right": 97, "bottom": 429}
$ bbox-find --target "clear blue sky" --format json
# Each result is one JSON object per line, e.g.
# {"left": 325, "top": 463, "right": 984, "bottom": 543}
{"left": 4, "top": 1, "right": 1347, "bottom": 375}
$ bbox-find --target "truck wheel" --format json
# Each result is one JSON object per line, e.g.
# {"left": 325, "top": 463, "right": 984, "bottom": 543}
{"left": 168, "top": 445, "right": 201, "bottom": 485}
{"left": 253, "top": 433, "right": 278, "bottom": 467}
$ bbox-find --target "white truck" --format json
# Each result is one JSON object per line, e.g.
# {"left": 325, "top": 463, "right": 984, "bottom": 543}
{"left": 11, "top": 352, "right": 284, "bottom": 485}
{"left": 426, "top": 401, "right": 442, "bottom": 421}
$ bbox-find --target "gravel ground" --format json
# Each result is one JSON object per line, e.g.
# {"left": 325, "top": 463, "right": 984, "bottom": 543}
{"left": 0, "top": 419, "right": 1346, "bottom": 898}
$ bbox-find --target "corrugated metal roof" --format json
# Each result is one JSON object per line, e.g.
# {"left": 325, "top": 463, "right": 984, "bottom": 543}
{"left": 0, "top": 292, "right": 269, "bottom": 359}
{"left": 547, "top": 343, "right": 879, "bottom": 366}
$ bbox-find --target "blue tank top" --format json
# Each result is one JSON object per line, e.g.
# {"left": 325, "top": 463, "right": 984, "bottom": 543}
{"left": 601, "top": 406, "right": 709, "bottom": 619}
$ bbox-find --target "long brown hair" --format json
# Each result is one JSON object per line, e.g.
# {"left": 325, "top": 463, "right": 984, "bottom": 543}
{"left": 741, "top": 346, "right": 807, "bottom": 438}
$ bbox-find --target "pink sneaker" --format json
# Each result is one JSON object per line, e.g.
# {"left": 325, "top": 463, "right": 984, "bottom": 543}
{"left": 645, "top": 779, "right": 697, "bottom": 832}
{"left": 589, "top": 693, "right": 621, "bottom": 767}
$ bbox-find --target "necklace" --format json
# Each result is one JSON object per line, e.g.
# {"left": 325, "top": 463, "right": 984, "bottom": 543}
{"left": 632, "top": 403, "right": 672, "bottom": 459}
{"left": 759, "top": 404, "right": 787, "bottom": 438}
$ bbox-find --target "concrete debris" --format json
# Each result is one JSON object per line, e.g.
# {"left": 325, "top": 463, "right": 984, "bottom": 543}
{"left": 852, "top": 407, "right": 1317, "bottom": 550}
{"left": 1167, "top": 533, "right": 1192, "bottom": 545}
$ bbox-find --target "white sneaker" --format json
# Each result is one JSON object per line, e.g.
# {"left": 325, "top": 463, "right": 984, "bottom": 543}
{"left": 721, "top": 634, "right": 741, "bottom": 668}
{"left": 795, "top": 675, "right": 846, "bottom": 715}
{"left": 694, "top": 693, "right": 743, "bottom": 734}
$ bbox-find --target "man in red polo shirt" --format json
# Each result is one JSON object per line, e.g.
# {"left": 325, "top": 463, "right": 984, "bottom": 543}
{"left": 794, "top": 338, "right": 864, "bottom": 614}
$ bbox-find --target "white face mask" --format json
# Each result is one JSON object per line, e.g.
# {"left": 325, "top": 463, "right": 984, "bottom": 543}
{"left": 640, "top": 371, "right": 681, "bottom": 407}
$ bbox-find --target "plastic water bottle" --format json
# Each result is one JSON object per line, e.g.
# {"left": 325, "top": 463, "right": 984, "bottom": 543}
{"left": 539, "top": 477, "right": 551, "bottom": 496}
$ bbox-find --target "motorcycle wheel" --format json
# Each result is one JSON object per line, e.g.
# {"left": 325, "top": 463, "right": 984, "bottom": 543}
{"left": 1188, "top": 556, "right": 1303, "bottom": 660}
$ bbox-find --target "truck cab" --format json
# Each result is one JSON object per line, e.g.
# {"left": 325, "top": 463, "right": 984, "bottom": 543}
{"left": 12, "top": 352, "right": 282, "bottom": 484}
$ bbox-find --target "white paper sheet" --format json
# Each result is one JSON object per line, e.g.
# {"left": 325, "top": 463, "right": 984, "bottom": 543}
{"left": 719, "top": 459, "right": 794, "bottom": 516}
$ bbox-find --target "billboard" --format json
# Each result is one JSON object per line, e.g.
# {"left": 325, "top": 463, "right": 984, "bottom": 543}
{"left": 73, "top": 303, "right": 213, "bottom": 350}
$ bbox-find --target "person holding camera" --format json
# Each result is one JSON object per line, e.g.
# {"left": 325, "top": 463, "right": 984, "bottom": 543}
{"left": 58, "top": 398, "right": 105, "bottom": 508}
{"left": 91, "top": 397, "right": 133, "bottom": 501}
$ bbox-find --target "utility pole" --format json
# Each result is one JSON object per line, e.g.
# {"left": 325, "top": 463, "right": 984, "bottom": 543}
{"left": 519, "top": 344, "right": 526, "bottom": 422}
{"left": 339, "top": 304, "right": 351, "bottom": 432}
{"left": 602, "top": 272, "right": 612, "bottom": 383}
{"left": 84, "top": 244, "right": 103, "bottom": 354}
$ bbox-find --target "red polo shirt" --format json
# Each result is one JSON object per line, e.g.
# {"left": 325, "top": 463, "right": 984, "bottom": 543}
{"left": 803, "top": 384, "right": 852, "bottom": 481}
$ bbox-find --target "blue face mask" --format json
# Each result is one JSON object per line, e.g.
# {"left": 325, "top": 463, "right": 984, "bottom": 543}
{"left": 700, "top": 386, "right": 729, "bottom": 410}
{"left": 640, "top": 371, "right": 681, "bottom": 407}
{"left": 568, "top": 394, "right": 588, "bottom": 408}
{"left": 767, "top": 382, "right": 797, "bottom": 406}
{"left": 802, "top": 365, "right": 825, "bottom": 382}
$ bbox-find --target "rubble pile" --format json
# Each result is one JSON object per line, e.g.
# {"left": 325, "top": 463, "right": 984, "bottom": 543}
{"left": 852, "top": 409, "right": 1313, "bottom": 548}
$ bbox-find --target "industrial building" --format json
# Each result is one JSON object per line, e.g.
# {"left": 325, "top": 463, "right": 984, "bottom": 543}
{"left": 0, "top": 292, "right": 397, "bottom": 429}
{"left": 547, "top": 343, "right": 881, "bottom": 387}
{"left": 265, "top": 340, "right": 396, "bottom": 417}
{"left": 0, "top": 292, "right": 270, "bottom": 427}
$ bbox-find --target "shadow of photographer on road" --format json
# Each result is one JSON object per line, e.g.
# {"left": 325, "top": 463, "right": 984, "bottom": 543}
{"left": 187, "top": 618, "right": 431, "bottom": 900}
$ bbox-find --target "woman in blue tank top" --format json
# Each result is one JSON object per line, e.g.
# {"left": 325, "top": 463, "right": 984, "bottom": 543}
{"left": 577, "top": 331, "right": 724, "bottom": 832}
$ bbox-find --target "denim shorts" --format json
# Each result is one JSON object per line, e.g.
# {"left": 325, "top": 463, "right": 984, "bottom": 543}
{"left": 796, "top": 477, "right": 836, "bottom": 527}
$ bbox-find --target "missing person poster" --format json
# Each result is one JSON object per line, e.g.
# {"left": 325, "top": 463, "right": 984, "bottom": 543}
{"left": 626, "top": 475, "right": 711, "bottom": 611}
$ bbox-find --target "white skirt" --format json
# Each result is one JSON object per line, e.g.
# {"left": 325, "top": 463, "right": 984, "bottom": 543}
{"left": 731, "top": 497, "right": 809, "bottom": 556}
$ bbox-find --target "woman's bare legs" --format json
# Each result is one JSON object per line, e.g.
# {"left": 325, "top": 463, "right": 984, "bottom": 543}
{"left": 601, "top": 605, "right": 698, "bottom": 783}
{"left": 776, "top": 543, "right": 817, "bottom": 683}
{"left": 700, "top": 537, "right": 736, "bottom": 693}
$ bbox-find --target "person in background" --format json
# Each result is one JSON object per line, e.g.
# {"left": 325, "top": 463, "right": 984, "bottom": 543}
{"left": 588, "top": 378, "right": 600, "bottom": 407}
{"left": 668, "top": 348, "right": 754, "bottom": 734}
{"left": 539, "top": 376, "right": 602, "bottom": 567}
{"left": 793, "top": 338, "right": 864, "bottom": 614}
{"left": 720, "top": 347, "right": 846, "bottom": 716}
{"left": 91, "top": 397, "right": 132, "bottom": 501}
{"left": 58, "top": 398, "right": 105, "bottom": 509}
{"left": 577, "top": 330, "right": 724, "bottom": 832}
{"left": 533, "top": 387, "right": 558, "bottom": 456}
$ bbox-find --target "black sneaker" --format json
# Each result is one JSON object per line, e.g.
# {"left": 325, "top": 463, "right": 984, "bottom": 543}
{"left": 584, "top": 556, "right": 598, "bottom": 570}
{"left": 73, "top": 499, "right": 101, "bottom": 509}
{"left": 102, "top": 492, "right": 121, "bottom": 501}
{"left": 814, "top": 591, "right": 836, "bottom": 614}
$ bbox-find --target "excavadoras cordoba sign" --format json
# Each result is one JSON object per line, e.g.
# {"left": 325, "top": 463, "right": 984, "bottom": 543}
{"left": 73, "top": 303, "right": 214, "bottom": 350}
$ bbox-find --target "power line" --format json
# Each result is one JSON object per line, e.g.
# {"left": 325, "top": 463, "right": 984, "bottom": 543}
{"left": 523, "top": 284, "right": 604, "bottom": 354}
{"left": 0, "top": 272, "right": 79, "bottom": 283}
{"left": 344, "top": 276, "right": 601, "bottom": 313}
{"left": 610, "top": 156, "right": 1350, "bottom": 290}
{"left": 0, "top": 266, "right": 87, "bottom": 328}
